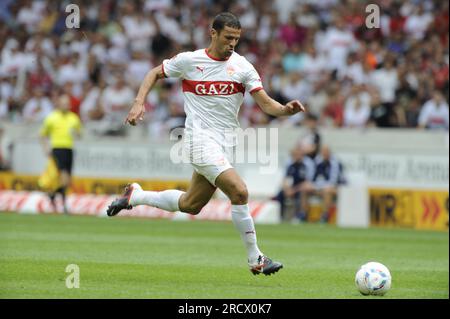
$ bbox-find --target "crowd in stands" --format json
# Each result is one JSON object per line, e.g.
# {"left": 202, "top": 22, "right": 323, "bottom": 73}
{"left": 0, "top": 0, "right": 448, "bottom": 136}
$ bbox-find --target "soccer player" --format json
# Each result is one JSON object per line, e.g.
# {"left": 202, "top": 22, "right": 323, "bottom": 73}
{"left": 40, "top": 94, "right": 82, "bottom": 214}
{"left": 107, "top": 12, "right": 306, "bottom": 275}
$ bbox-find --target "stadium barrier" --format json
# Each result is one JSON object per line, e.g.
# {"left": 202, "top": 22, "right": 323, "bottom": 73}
{"left": 0, "top": 171, "right": 190, "bottom": 194}
{"left": 0, "top": 172, "right": 448, "bottom": 231}
{"left": 0, "top": 190, "right": 281, "bottom": 224}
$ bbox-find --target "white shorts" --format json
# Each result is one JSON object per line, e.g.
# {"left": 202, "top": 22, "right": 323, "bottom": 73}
{"left": 183, "top": 134, "right": 234, "bottom": 186}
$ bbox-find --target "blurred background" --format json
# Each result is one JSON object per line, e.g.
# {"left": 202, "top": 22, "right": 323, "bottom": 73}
{"left": 0, "top": 0, "right": 448, "bottom": 230}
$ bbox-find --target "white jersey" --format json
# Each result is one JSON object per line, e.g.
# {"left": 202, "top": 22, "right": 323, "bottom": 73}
{"left": 162, "top": 49, "right": 263, "bottom": 145}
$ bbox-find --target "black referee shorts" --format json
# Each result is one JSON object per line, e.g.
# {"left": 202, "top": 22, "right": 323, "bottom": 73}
{"left": 52, "top": 148, "right": 73, "bottom": 175}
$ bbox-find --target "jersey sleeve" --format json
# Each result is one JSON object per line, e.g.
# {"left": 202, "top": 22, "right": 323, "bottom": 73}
{"left": 162, "top": 52, "right": 191, "bottom": 79}
{"left": 243, "top": 63, "right": 263, "bottom": 94}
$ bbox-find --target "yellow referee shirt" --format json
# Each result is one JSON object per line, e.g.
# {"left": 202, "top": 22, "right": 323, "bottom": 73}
{"left": 40, "top": 110, "right": 82, "bottom": 149}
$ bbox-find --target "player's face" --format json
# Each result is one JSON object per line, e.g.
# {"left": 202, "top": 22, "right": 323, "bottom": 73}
{"left": 58, "top": 95, "right": 71, "bottom": 112}
{"left": 213, "top": 26, "right": 241, "bottom": 58}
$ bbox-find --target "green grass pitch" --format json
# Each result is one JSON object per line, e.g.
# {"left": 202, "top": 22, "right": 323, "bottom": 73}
{"left": 0, "top": 212, "right": 448, "bottom": 299}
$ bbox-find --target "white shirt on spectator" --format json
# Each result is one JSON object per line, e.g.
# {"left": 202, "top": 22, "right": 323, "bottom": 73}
{"left": 17, "top": 4, "right": 42, "bottom": 33}
{"left": 155, "top": 11, "right": 189, "bottom": 45}
{"left": 126, "top": 59, "right": 153, "bottom": 89}
{"left": 70, "top": 39, "right": 90, "bottom": 56}
{"left": 370, "top": 68, "right": 398, "bottom": 103}
{"left": 90, "top": 42, "right": 108, "bottom": 64}
{"left": 341, "top": 62, "right": 369, "bottom": 85}
{"left": 274, "top": 0, "right": 299, "bottom": 23}
{"left": 144, "top": 0, "right": 172, "bottom": 11}
{"left": 256, "top": 14, "right": 275, "bottom": 44}
{"left": 122, "top": 15, "right": 155, "bottom": 52}
{"left": 1, "top": 50, "right": 27, "bottom": 76}
{"left": 344, "top": 92, "right": 371, "bottom": 127}
{"left": 57, "top": 62, "right": 88, "bottom": 86}
{"left": 107, "top": 42, "right": 130, "bottom": 65}
{"left": 302, "top": 53, "right": 328, "bottom": 82}
{"left": 101, "top": 86, "right": 134, "bottom": 114}
{"left": 404, "top": 12, "right": 433, "bottom": 40}
{"left": 22, "top": 97, "right": 54, "bottom": 122}
{"left": 80, "top": 86, "right": 102, "bottom": 122}
{"left": 322, "top": 27, "right": 357, "bottom": 72}
{"left": 418, "top": 99, "right": 449, "bottom": 129}
{"left": 281, "top": 78, "right": 312, "bottom": 103}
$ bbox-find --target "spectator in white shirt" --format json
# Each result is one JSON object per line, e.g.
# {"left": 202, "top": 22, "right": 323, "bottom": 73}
{"left": 370, "top": 56, "right": 399, "bottom": 104}
{"left": 16, "top": 0, "right": 44, "bottom": 34}
{"left": 321, "top": 15, "right": 358, "bottom": 73}
{"left": 302, "top": 46, "right": 328, "bottom": 84}
{"left": 343, "top": 85, "right": 371, "bottom": 128}
{"left": 126, "top": 51, "right": 153, "bottom": 90}
{"left": 22, "top": 87, "right": 54, "bottom": 123}
{"left": 122, "top": 10, "right": 156, "bottom": 53}
{"left": 97, "top": 74, "right": 134, "bottom": 135}
{"left": 418, "top": 91, "right": 449, "bottom": 130}
{"left": 404, "top": 5, "right": 433, "bottom": 40}
{"left": 79, "top": 81, "right": 104, "bottom": 123}
{"left": 56, "top": 53, "right": 88, "bottom": 95}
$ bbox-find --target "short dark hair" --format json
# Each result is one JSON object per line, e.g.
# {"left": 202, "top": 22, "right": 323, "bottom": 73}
{"left": 212, "top": 12, "right": 241, "bottom": 33}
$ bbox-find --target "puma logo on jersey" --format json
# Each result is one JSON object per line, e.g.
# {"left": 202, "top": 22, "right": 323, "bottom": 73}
{"left": 196, "top": 66, "right": 205, "bottom": 73}
{"left": 182, "top": 80, "right": 245, "bottom": 96}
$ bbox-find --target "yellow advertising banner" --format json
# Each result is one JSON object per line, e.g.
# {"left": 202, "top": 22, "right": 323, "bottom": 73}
{"left": 370, "top": 188, "right": 449, "bottom": 231}
{"left": 0, "top": 172, "right": 189, "bottom": 194}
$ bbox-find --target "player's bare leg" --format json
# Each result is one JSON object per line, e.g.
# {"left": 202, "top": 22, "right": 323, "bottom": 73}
{"left": 215, "top": 168, "right": 283, "bottom": 276}
{"left": 178, "top": 171, "right": 217, "bottom": 214}
{"left": 107, "top": 171, "right": 216, "bottom": 216}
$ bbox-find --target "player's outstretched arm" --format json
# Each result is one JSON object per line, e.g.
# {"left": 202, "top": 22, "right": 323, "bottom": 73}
{"left": 251, "top": 89, "right": 306, "bottom": 117}
{"left": 125, "top": 64, "right": 165, "bottom": 126}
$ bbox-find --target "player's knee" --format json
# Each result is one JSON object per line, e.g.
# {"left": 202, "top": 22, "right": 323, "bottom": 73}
{"left": 230, "top": 186, "right": 248, "bottom": 205}
{"left": 187, "top": 205, "right": 204, "bottom": 215}
{"left": 179, "top": 199, "right": 204, "bottom": 215}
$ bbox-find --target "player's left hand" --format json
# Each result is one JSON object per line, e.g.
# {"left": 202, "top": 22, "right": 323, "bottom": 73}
{"left": 284, "top": 100, "right": 306, "bottom": 115}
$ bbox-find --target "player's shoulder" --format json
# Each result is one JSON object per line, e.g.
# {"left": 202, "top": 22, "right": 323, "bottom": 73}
{"left": 230, "top": 51, "right": 254, "bottom": 69}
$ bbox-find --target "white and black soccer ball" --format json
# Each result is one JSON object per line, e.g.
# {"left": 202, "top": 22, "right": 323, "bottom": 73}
{"left": 355, "top": 262, "right": 392, "bottom": 296}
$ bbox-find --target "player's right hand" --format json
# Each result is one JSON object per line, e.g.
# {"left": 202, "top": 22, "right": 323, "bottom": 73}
{"left": 284, "top": 100, "right": 306, "bottom": 114}
{"left": 125, "top": 100, "right": 145, "bottom": 126}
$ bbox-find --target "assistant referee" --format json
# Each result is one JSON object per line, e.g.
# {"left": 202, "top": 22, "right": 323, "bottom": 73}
{"left": 40, "top": 94, "right": 82, "bottom": 214}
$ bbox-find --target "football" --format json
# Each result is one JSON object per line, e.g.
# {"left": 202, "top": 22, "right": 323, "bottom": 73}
{"left": 355, "top": 262, "right": 392, "bottom": 296}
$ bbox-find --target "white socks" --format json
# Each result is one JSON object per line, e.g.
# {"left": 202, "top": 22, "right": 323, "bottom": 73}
{"left": 129, "top": 188, "right": 261, "bottom": 263}
{"left": 130, "top": 189, "right": 184, "bottom": 212}
{"left": 231, "top": 204, "right": 263, "bottom": 264}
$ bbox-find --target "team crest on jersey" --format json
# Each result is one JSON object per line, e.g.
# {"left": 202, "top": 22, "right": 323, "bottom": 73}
{"left": 226, "top": 66, "right": 235, "bottom": 76}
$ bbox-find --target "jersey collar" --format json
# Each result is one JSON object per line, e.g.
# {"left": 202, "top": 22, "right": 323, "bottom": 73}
{"left": 205, "top": 48, "right": 230, "bottom": 61}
